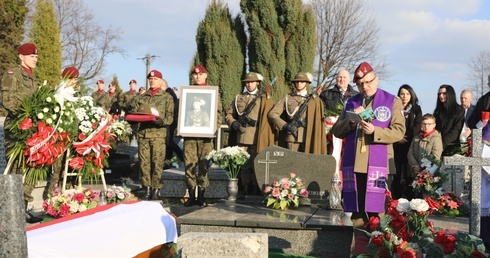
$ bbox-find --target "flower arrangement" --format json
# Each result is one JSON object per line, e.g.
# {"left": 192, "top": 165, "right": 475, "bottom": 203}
{"left": 263, "top": 172, "right": 309, "bottom": 210}
{"left": 109, "top": 118, "right": 132, "bottom": 144}
{"left": 412, "top": 156, "right": 448, "bottom": 196}
{"left": 105, "top": 185, "right": 132, "bottom": 204}
{"left": 355, "top": 191, "right": 488, "bottom": 257}
{"left": 42, "top": 186, "right": 99, "bottom": 218}
{"left": 68, "top": 96, "right": 114, "bottom": 181}
{"left": 7, "top": 83, "right": 79, "bottom": 185}
{"left": 436, "top": 192, "right": 467, "bottom": 217}
{"left": 206, "top": 146, "right": 250, "bottom": 178}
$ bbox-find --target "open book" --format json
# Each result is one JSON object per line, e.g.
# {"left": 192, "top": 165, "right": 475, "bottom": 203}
{"left": 346, "top": 108, "right": 376, "bottom": 122}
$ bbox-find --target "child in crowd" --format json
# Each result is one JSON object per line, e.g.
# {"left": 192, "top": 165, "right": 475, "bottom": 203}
{"left": 407, "top": 113, "right": 444, "bottom": 174}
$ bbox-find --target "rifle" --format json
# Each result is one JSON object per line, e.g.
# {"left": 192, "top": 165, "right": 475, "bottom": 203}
{"left": 235, "top": 77, "right": 278, "bottom": 133}
{"left": 285, "top": 77, "right": 329, "bottom": 137}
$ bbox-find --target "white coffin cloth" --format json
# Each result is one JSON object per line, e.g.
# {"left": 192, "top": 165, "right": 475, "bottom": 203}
{"left": 27, "top": 201, "right": 178, "bottom": 258}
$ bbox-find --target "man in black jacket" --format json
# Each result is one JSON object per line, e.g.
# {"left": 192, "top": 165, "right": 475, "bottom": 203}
{"left": 319, "top": 69, "right": 359, "bottom": 114}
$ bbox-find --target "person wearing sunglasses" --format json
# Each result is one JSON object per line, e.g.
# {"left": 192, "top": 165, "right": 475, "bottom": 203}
{"left": 433, "top": 85, "right": 464, "bottom": 156}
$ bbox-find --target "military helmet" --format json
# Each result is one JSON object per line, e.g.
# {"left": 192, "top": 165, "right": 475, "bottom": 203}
{"left": 291, "top": 72, "right": 313, "bottom": 83}
{"left": 242, "top": 72, "right": 264, "bottom": 82}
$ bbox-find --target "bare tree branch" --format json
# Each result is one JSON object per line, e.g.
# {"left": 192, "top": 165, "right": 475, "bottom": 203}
{"left": 310, "top": 0, "right": 389, "bottom": 87}
{"left": 467, "top": 50, "right": 490, "bottom": 100}
{"left": 52, "top": 0, "right": 125, "bottom": 81}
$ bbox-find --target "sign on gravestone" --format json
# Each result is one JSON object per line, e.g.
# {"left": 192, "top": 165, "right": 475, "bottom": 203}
{"left": 0, "top": 117, "right": 7, "bottom": 174}
{"left": 444, "top": 129, "right": 490, "bottom": 236}
{"left": 254, "top": 145, "right": 336, "bottom": 200}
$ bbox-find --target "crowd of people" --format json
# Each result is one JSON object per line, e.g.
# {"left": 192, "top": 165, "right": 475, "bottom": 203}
{"left": 1, "top": 43, "right": 489, "bottom": 247}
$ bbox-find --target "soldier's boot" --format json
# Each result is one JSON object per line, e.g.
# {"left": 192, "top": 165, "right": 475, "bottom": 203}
{"left": 141, "top": 187, "right": 151, "bottom": 201}
{"left": 184, "top": 187, "right": 197, "bottom": 207}
{"left": 197, "top": 187, "right": 207, "bottom": 207}
{"left": 151, "top": 188, "right": 161, "bottom": 200}
{"left": 25, "top": 201, "right": 42, "bottom": 224}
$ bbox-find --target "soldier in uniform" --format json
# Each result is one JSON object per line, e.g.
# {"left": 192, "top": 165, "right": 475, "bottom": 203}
{"left": 0, "top": 43, "right": 43, "bottom": 223}
{"left": 123, "top": 79, "right": 140, "bottom": 140}
{"left": 122, "top": 79, "right": 139, "bottom": 114}
{"left": 268, "top": 72, "right": 327, "bottom": 154}
{"left": 92, "top": 79, "right": 110, "bottom": 110}
{"left": 45, "top": 66, "right": 80, "bottom": 198}
{"left": 183, "top": 65, "right": 222, "bottom": 207}
{"left": 132, "top": 70, "right": 174, "bottom": 200}
{"left": 331, "top": 62, "right": 405, "bottom": 228}
{"left": 108, "top": 82, "right": 123, "bottom": 116}
{"left": 225, "top": 72, "right": 275, "bottom": 196}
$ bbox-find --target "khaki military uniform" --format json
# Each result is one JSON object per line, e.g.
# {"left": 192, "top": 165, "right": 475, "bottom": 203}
{"left": 184, "top": 92, "right": 222, "bottom": 189}
{"left": 225, "top": 92, "right": 274, "bottom": 190}
{"left": 91, "top": 90, "right": 111, "bottom": 110}
{"left": 122, "top": 90, "right": 139, "bottom": 113}
{"left": 134, "top": 90, "right": 174, "bottom": 189}
{"left": 268, "top": 93, "right": 327, "bottom": 154}
{"left": 0, "top": 66, "right": 38, "bottom": 202}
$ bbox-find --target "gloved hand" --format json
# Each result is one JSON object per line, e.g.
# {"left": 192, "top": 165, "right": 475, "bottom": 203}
{"left": 283, "top": 122, "right": 298, "bottom": 137}
{"left": 154, "top": 117, "right": 164, "bottom": 126}
{"left": 231, "top": 121, "right": 241, "bottom": 131}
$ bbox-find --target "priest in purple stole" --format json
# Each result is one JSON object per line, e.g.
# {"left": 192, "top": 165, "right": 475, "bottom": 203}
{"left": 331, "top": 62, "right": 405, "bottom": 228}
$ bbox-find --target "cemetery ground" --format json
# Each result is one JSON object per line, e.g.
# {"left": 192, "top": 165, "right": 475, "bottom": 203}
{"left": 26, "top": 164, "right": 472, "bottom": 258}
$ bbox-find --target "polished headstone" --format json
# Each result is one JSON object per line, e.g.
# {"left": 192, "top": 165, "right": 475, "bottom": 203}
{"left": 254, "top": 145, "right": 336, "bottom": 200}
{"left": 0, "top": 175, "right": 27, "bottom": 257}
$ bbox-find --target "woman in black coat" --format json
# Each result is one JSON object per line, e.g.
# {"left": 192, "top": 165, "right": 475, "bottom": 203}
{"left": 433, "top": 85, "right": 465, "bottom": 156}
{"left": 392, "top": 84, "right": 422, "bottom": 199}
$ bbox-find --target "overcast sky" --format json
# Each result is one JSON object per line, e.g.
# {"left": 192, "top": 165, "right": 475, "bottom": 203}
{"left": 84, "top": 0, "right": 490, "bottom": 113}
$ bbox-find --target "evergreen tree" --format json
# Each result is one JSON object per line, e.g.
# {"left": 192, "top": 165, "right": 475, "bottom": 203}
{"left": 192, "top": 0, "right": 246, "bottom": 112}
{"left": 111, "top": 74, "right": 122, "bottom": 94}
{"left": 0, "top": 0, "right": 28, "bottom": 73}
{"left": 240, "top": 0, "right": 316, "bottom": 100}
{"left": 29, "top": 0, "right": 62, "bottom": 88}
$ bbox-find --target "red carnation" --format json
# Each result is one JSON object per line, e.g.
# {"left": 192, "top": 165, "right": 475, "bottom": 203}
{"left": 371, "top": 234, "right": 384, "bottom": 247}
{"left": 366, "top": 216, "right": 380, "bottom": 231}
{"left": 19, "top": 118, "right": 33, "bottom": 130}
{"left": 68, "top": 157, "right": 84, "bottom": 170}
{"left": 424, "top": 197, "right": 441, "bottom": 213}
{"left": 78, "top": 133, "right": 86, "bottom": 141}
{"left": 471, "top": 251, "right": 486, "bottom": 258}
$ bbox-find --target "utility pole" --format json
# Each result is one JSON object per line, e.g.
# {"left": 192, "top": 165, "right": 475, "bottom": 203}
{"left": 137, "top": 54, "right": 159, "bottom": 90}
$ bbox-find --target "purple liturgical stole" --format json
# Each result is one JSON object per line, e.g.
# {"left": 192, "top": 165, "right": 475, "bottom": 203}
{"left": 341, "top": 89, "right": 395, "bottom": 213}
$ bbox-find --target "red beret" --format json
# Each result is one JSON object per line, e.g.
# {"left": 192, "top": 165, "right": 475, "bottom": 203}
{"left": 353, "top": 62, "right": 374, "bottom": 83}
{"left": 96, "top": 80, "right": 104, "bottom": 84}
{"left": 147, "top": 70, "right": 162, "bottom": 79}
{"left": 129, "top": 79, "right": 137, "bottom": 84}
{"left": 61, "top": 67, "right": 79, "bottom": 79}
{"left": 17, "top": 43, "right": 38, "bottom": 55}
{"left": 192, "top": 65, "right": 207, "bottom": 74}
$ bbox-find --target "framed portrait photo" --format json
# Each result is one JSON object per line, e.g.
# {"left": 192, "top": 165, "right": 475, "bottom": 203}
{"left": 177, "top": 86, "right": 219, "bottom": 138}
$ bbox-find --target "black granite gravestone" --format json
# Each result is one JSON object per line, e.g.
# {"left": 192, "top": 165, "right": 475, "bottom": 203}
{"left": 254, "top": 145, "right": 336, "bottom": 201}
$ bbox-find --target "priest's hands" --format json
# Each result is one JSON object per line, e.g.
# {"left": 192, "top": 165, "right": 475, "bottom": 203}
{"left": 360, "top": 120, "right": 374, "bottom": 135}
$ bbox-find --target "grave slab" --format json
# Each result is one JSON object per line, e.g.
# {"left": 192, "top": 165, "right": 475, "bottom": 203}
{"left": 254, "top": 145, "right": 336, "bottom": 200}
{"left": 178, "top": 201, "right": 353, "bottom": 257}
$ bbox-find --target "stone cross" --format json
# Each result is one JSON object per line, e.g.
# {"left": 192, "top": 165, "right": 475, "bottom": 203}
{"left": 257, "top": 151, "right": 277, "bottom": 185}
{"left": 444, "top": 129, "right": 490, "bottom": 236}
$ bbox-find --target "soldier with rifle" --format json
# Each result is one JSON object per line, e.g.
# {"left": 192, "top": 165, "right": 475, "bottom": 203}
{"left": 268, "top": 72, "right": 327, "bottom": 154}
{"left": 225, "top": 72, "right": 276, "bottom": 196}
